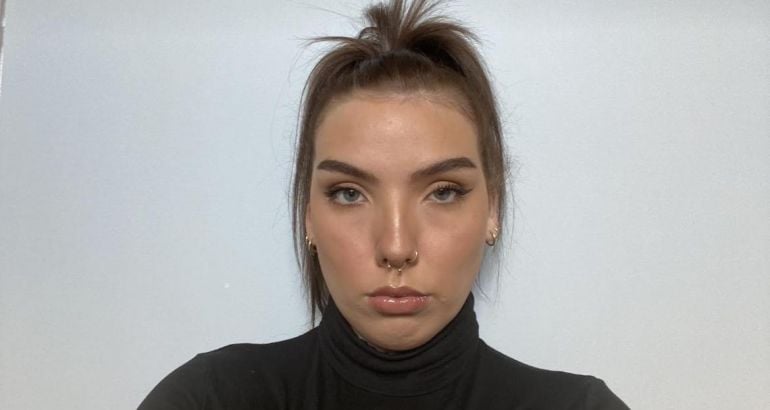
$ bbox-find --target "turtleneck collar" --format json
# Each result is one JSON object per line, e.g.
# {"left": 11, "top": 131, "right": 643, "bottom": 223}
{"left": 318, "top": 293, "right": 480, "bottom": 397}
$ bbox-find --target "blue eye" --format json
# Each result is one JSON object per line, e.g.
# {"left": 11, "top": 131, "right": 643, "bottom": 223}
{"left": 430, "top": 184, "right": 468, "bottom": 203}
{"left": 327, "top": 187, "right": 364, "bottom": 205}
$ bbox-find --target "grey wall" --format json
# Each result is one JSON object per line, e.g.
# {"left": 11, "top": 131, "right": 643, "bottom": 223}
{"left": 1, "top": 1, "right": 768, "bottom": 409}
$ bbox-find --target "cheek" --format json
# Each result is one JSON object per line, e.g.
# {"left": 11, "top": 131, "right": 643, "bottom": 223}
{"left": 420, "top": 206, "right": 488, "bottom": 282}
{"left": 310, "top": 202, "right": 372, "bottom": 290}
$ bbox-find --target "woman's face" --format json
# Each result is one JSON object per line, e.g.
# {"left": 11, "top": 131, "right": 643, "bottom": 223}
{"left": 306, "top": 90, "right": 497, "bottom": 351}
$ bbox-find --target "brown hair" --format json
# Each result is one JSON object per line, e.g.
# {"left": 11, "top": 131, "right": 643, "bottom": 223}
{"left": 291, "top": 0, "right": 508, "bottom": 323}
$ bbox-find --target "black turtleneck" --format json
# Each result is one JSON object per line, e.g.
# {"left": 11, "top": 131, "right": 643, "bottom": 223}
{"left": 138, "top": 294, "right": 628, "bottom": 409}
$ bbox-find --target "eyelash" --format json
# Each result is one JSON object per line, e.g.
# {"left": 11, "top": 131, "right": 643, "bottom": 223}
{"left": 324, "top": 186, "right": 364, "bottom": 205}
{"left": 324, "top": 183, "right": 470, "bottom": 205}
{"left": 431, "top": 183, "right": 470, "bottom": 203}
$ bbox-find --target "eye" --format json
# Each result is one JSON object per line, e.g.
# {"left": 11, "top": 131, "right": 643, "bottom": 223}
{"left": 430, "top": 184, "right": 469, "bottom": 204}
{"left": 326, "top": 187, "right": 365, "bottom": 205}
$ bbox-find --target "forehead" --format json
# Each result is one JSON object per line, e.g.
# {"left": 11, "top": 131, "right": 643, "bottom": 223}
{"left": 314, "top": 91, "right": 480, "bottom": 169}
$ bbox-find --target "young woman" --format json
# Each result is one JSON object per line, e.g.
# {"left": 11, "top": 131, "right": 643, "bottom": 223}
{"left": 139, "top": 1, "right": 627, "bottom": 408}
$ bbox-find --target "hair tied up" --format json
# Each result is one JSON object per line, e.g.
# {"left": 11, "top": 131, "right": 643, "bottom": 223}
{"left": 292, "top": 0, "right": 509, "bottom": 324}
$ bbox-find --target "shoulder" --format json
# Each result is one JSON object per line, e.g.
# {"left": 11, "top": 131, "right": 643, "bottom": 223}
{"left": 476, "top": 340, "right": 628, "bottom": 409}
{"left": 198, "top": 328, "right": 319, "bottom": 376}
{"left": 138, "top": 329, "right": 319, "bottom": 410}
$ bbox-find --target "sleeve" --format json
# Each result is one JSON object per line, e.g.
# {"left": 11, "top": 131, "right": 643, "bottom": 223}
{"left": 583, "top": 377, "right": 629, "bottom": 410}
{"left": 137, "top": 354, "right": 212, "bottom": 410}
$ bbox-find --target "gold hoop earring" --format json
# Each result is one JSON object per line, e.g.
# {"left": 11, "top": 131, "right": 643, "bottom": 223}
{"left": 305, "top": 235, "right": 316, "bottom": 253}
{"left": 485, "top": 228, "right": 498, "bottom": 247}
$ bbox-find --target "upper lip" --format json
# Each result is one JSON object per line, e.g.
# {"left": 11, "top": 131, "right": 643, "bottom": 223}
{"left": 369, "top": 286, "right": 427, "bottom": 297}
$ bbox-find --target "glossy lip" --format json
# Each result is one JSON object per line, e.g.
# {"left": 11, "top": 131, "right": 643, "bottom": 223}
{"left": 367, "top": 286, "right": 430, "bottom": 315}
{"left": 368, "top": 286, "right": 427, "bottom": 298}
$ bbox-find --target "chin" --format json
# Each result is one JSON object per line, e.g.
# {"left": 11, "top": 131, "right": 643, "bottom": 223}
{"left": 363, "top": 316, "right": 437, "bottom": 352}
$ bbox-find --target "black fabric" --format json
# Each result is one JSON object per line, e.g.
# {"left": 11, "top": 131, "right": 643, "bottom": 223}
{"left": 138, "top": 294, "right": 628, "bottom": 409}
{"left": 319, "top": 294, "right": 479, "bottom": 397}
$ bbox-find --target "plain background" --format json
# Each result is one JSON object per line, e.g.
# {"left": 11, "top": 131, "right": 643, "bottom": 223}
{"left": 1, "top": 1, "right": 768, "bottom": 409}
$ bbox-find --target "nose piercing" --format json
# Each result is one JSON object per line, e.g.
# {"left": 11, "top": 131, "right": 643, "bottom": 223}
{"left": 385, "top": 251, "right": 419, "bottom": 273}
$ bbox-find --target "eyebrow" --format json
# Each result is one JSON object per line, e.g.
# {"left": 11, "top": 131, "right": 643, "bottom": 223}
{"left": 316, "top": 159, "right": 377, "bottom": 183}
{"left": 315, "top": 157, "right": 478, "bottom": 183}
{"left": 409, "top": 157, "right": 477, "bottom": 181}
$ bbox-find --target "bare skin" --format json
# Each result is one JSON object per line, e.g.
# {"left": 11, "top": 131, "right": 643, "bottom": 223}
{"left": 306, "top": 90, "right": 498, "bottom": 352}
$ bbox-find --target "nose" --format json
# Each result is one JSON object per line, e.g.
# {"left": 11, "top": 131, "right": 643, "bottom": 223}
{"left": 374, "top": 199, "right": 418, "bottom": 272}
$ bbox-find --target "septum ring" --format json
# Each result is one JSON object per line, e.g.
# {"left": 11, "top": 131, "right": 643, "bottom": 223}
{"left": 385, "top": 251, "right": 419, "bottom": 273}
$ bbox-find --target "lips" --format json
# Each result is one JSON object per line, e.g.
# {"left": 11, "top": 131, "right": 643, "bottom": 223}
{"left": 367, "top": 286, "right": 430, "bottom": 315}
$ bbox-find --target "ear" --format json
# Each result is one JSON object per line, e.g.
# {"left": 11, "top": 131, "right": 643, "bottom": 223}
{"left": 486, "top": 194, "right": 500, "bottom": 234}
{"left": 304, "top": 203, "right": 314, "bottom": 240}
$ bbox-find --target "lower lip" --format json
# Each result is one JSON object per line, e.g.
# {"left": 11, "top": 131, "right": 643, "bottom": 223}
{"left": 368, "top": 295, "right": 430, "bottom": 315}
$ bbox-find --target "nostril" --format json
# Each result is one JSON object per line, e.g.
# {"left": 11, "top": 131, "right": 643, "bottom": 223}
{"left": 379, "top": 251, "right": 417, "bottom": 271}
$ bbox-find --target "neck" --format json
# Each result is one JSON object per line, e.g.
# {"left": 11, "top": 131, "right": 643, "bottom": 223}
{"left": 318, "top": 293, "right": 480, "bottom": 396}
